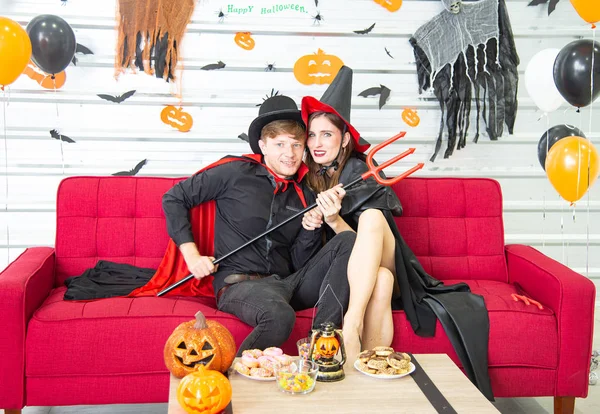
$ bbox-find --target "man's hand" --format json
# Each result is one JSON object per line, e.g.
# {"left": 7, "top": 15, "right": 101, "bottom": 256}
{"left": 302, "top": 207, "right": 323, "bottom": 231}
{"left": 316, "top": 184, "right": 346, "bottom": 225}
{"left": 180, "top": 242, "right": 219, "bottom": 279}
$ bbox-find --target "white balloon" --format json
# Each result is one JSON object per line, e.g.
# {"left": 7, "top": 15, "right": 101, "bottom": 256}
{"left": 525, "top": 49, "right": 565, "bottom": 114}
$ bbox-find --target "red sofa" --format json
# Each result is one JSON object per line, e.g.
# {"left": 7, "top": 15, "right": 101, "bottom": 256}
{"left": 0, "top": 176, "right": 595, "bottom": 414}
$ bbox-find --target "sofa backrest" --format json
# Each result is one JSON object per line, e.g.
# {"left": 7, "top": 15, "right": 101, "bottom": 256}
{"left": 391, "top": 178, "right": 507, "bottom": 282}
{"left": 54, "top": 176, "right": 508, "bottom": 285}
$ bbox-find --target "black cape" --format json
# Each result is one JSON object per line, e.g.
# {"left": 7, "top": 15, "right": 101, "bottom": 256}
{"left": 331, "top": 155, "right": 493, "bottom": 400}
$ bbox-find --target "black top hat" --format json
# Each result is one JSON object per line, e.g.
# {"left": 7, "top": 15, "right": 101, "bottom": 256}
{"left": 301, "top": 66, "right": 370, "bottom": 153}
{"left": 248, "top": 95, "right": 304, "bottom": 154}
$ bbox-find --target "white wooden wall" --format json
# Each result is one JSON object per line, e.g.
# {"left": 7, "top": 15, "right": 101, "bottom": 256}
{"left": 1, "top": 0, "right": 599, "bottom": 295}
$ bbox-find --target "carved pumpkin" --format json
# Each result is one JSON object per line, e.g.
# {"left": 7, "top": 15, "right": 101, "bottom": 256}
{"left": 402, "top": 108, "right": 420, "bottom": 127}
{"left": 23, "top": 62, "right": 66, "bottom": 89}
{"left": 315, "top": 335, "right": 339, "bottom": 359}
{"left": 161, "top": 105, "right": 194, "bottom": 132}
{"left": 373, "top": 0, "right": 402, "bottom": 12}
{"left": 293, "top": 49, "right": 344, "bottom": 85}
{"left": 177, "top": 365, "right": 232, "bottom": 414}
{"left": 164, "top": 311, "right": 236, "bottom": 378}
{"left": 234, "top": 32, "right": 255, "bottom": 50}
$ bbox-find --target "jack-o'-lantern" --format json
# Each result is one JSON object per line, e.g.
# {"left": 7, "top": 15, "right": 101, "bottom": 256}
{"left": 373, "top": 0, "right": 402, "bottom": 12}
{"left": 293, "top": 49, "right": 344, "bottom": 85}
{"left": 315, "top": 335, "right": 339, "bottom": 359}
{"left": 164, "top": 311, "right": 236, "bottom": 378}
{"left": 402, "top": 108, "right": 420, "bottom": 127}
{"left": 177, "top": 365, "right": 232, "bottom": 414}
{"left": 161, "top": 105, "right": 194, "bottom": 132}
{"left": 234, "top": 32, "right": 255, "bottom": 50}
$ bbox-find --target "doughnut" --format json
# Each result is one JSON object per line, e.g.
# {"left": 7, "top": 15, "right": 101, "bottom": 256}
{"left": 241, "top": 354, "right": 260, "bottom": 368}
{"left": 274, "top": 354, "right": 293, "bottom": 366}
{"left": 258, "top": 355, "right": 279, "bottom": 370}
{"left": 234, "top": 361, "right": 251, "bottom": 376}
{"left": 250, "top": 366, "right": 273, "bottom": 377}
{"left": 242, "top": 349, "right": 263, "bottom": 359}
{"left": 263, "top": 347, "right": 283, "bottom": 357}
{"left": 367, "top": 357, "right": 389, "bottom": 371}
{"left": 372, "top": 346, "right": 394, "bottom": 357}
{"left": 387, "top": 352, "right": 410, "bottom": 370}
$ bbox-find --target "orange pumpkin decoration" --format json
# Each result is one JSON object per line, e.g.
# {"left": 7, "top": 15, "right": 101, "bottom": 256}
{"left": 164, "top": 311, "right": 236, "bottom": 378}
{"left": 293, "top": 49, "right": 344, "bottom": 86}
{"left": 161, "top": 105, "right": 194, "bottom": 132}
{"left": 234, "top": 32, "right": 255, "bottom": 50}
{"left": 402, "top": 108, "right": 420, "bottom": 127}
{"left": 177, "top": 365, "right": 232, "bottom": 414}
{"left": 23, "top": 62, "right": 66, "bottom": 89}
{"left": 315, "top": 335, "right": 340, "bottom": 359}
{"left": 373, "top": 0, "right": 402, "bottom": 12}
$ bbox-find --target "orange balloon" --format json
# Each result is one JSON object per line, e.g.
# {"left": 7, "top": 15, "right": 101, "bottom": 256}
{"left": 0, "top": 17, "right": 32, "bottom": 87}
{"left": 545, "top": 136, "right": 599, "bottom": 203}
{"left": 570, "top": 0, "right": 600, "bottom": 27}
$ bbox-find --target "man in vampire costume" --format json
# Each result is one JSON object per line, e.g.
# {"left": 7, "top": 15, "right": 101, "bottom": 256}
{"left": 129, "top": 95, "right": 355, "bottom": 354}
{"left": 301, "top": 67, "right": 494, "bottom": 400}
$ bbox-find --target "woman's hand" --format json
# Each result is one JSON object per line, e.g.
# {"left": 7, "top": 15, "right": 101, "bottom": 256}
{"left": 316, "top": 184, "right": 346, "bottom": 225}
{"left": 302, "top": 207, "right": 323, "bottom": 231}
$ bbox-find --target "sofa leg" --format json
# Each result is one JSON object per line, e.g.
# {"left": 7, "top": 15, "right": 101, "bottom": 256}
{"left": 554, "top": 397, "right": 575, "bottom": 414}
{"left": 4, "top": 410, "right": 23, "bottom": 414}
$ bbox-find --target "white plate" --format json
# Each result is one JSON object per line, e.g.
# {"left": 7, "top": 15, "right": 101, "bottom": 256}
{"left": 235, "top": 369, "right": 276, "bottom": 381}
{"left": 353, "top": 359, "right": 416, "bottom": 379}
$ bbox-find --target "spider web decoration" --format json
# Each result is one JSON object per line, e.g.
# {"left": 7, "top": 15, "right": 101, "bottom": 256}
{"left": 410, "top": 0, "right": 519, "bottom": 161}
{"left": 115, "top": 0, "right": 196, "bottom": 82}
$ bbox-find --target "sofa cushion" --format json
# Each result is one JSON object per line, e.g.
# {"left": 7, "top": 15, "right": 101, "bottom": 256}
{"left": 392, "top": 178, "right": 508, "bottom": 282}
{"left": 391, "top": 280, "right": 557, "bottom": 369}
{"left": 26, "top": 287, "right": 314, "bottom": 378}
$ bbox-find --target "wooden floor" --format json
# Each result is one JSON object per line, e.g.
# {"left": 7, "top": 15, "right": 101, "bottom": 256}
{"left": 19, "top": 309, "right": 600, "bottom": 414}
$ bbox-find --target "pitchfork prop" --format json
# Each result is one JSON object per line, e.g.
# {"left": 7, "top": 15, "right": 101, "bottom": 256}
{"left": 157, "top": 132, "right": 424, "bottom": 296}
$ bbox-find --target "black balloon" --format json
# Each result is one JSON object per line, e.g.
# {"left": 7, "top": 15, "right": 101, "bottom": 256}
{"left": 538, "top": 124, "right": 586, "bottom": 170}
{"left": 553, "top": 39, "right": 600, "bottom": 108}
{"left": 26, "top": 15, "right": 76, "bottom": 75}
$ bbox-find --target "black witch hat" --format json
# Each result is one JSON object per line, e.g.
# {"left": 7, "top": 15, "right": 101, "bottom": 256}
{"left": 301, "top": 66, "right": 371, "bottom": 153}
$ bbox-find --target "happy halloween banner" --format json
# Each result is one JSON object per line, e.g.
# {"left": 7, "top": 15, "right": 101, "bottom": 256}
{"left": 224, "top": 1, "right": 312, "bottom": 15}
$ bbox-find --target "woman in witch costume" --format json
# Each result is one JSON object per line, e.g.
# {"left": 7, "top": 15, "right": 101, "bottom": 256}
{"left": 300, "top": 66, "right": 403, "bottom": 361}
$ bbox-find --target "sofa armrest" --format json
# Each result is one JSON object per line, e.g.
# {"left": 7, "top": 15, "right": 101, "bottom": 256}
{"left": 0, "top": 247, "right": 55, "bottom": 409}
{"left": 505, "top": 244, "right": 595, "bottom": 398}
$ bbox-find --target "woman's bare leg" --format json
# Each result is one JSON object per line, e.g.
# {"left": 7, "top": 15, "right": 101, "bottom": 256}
{"left": 362, "top": 267, "right": 395, "bottom": 350}
{"left": 342, "top": 209, "right": 397, "bottom": 362}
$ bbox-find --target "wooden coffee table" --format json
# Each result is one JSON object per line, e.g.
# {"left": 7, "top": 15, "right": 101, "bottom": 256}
{"left": 168, "top": 353, "right": 498, "bottom": 413}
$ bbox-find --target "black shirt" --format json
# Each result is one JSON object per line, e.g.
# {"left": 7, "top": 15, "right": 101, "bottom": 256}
{"left": 162, "top": 157, "right": 323, "bottom": 294}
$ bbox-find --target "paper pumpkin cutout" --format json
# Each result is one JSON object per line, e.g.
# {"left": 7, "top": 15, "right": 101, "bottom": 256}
{"left": 234, "top": 32, "right": 255, "bottom": 50}
{"left": 374, "top": 0, "right": 402, "bottom": 12}
{"left": 402, "top": 108, "right": 420, "bottom": 127}
{"left": 293, "top": 49, "right": 344, "bottom": 85}
{"left": 23, "top": 63, "right": 66, "bottom": 89}
{"left": 161, "top": 106, "right": 194, "bottom": 132}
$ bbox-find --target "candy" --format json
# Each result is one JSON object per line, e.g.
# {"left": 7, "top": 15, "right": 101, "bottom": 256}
{"left": 277, "top": 372, "right": 315, "bottom": 393}
{"left": 298, "top": 342, "right": 311, "bottom": 359}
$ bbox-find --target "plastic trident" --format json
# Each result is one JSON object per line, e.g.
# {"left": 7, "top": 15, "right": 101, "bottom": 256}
{"left": 157, "top": 131, "right": 424, "bottom": 296}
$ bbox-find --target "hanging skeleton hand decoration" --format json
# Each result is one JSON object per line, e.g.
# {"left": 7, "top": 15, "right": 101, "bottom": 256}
{"left": 410, "top": 0, "right": 519, "bottom": 161}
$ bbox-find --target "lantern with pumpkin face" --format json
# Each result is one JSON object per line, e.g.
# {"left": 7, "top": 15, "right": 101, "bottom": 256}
{"left": 164, "top": 311, "right": 237, "bottom": 378}
{"left": 234, "top": 32, "right": 255, "bottom": 50}
{"left": 177, "top": 365, "right": 232, "bottom": 414}
{"left": 161, "top": 105, "right": 194, "bottom": 132}
{"left": 373, "top": 0, "right": 402, "bottom": 12}
{"left": 315, "top": 335, "right": 340, "bottom": 359}
{"left": 293, "top": 49, "right": 344, "bottom": 85}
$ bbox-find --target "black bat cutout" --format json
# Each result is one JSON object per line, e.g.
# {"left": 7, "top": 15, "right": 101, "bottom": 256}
{"left": 201, "top": 61, "right": 226, "bottom": 70}
{"left": 358, "top": 85, "right": 391, "bottom": 110}
{"left": 238, "top": 133, "right": 249, "bottom": 142}
{"left": 354, "top": 23, "right": 375, "bottom": 35}
{"left": 97, "top": 90, "right": 136, "bottom": 104}
{"left": 49, "top": 129, "right": 75, "bottom": 143}
{"left": 112, "top": 159, "right": 147, "bottom": 176}
{"left": 72, "top": 43, "right": 94, "bottom": 65}
{"left": 385, "top": 47, "right": 394, "bottom": 59}
{"left": 314, "top": 0, "right": 318, "bottom": 6}
{"left": 527, "top": 0, "right": 560, "bottom": 15}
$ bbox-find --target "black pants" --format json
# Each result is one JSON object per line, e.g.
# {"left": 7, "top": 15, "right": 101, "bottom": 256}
{"left": 216, "top": 231, "right": 356, "bottom": 355}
